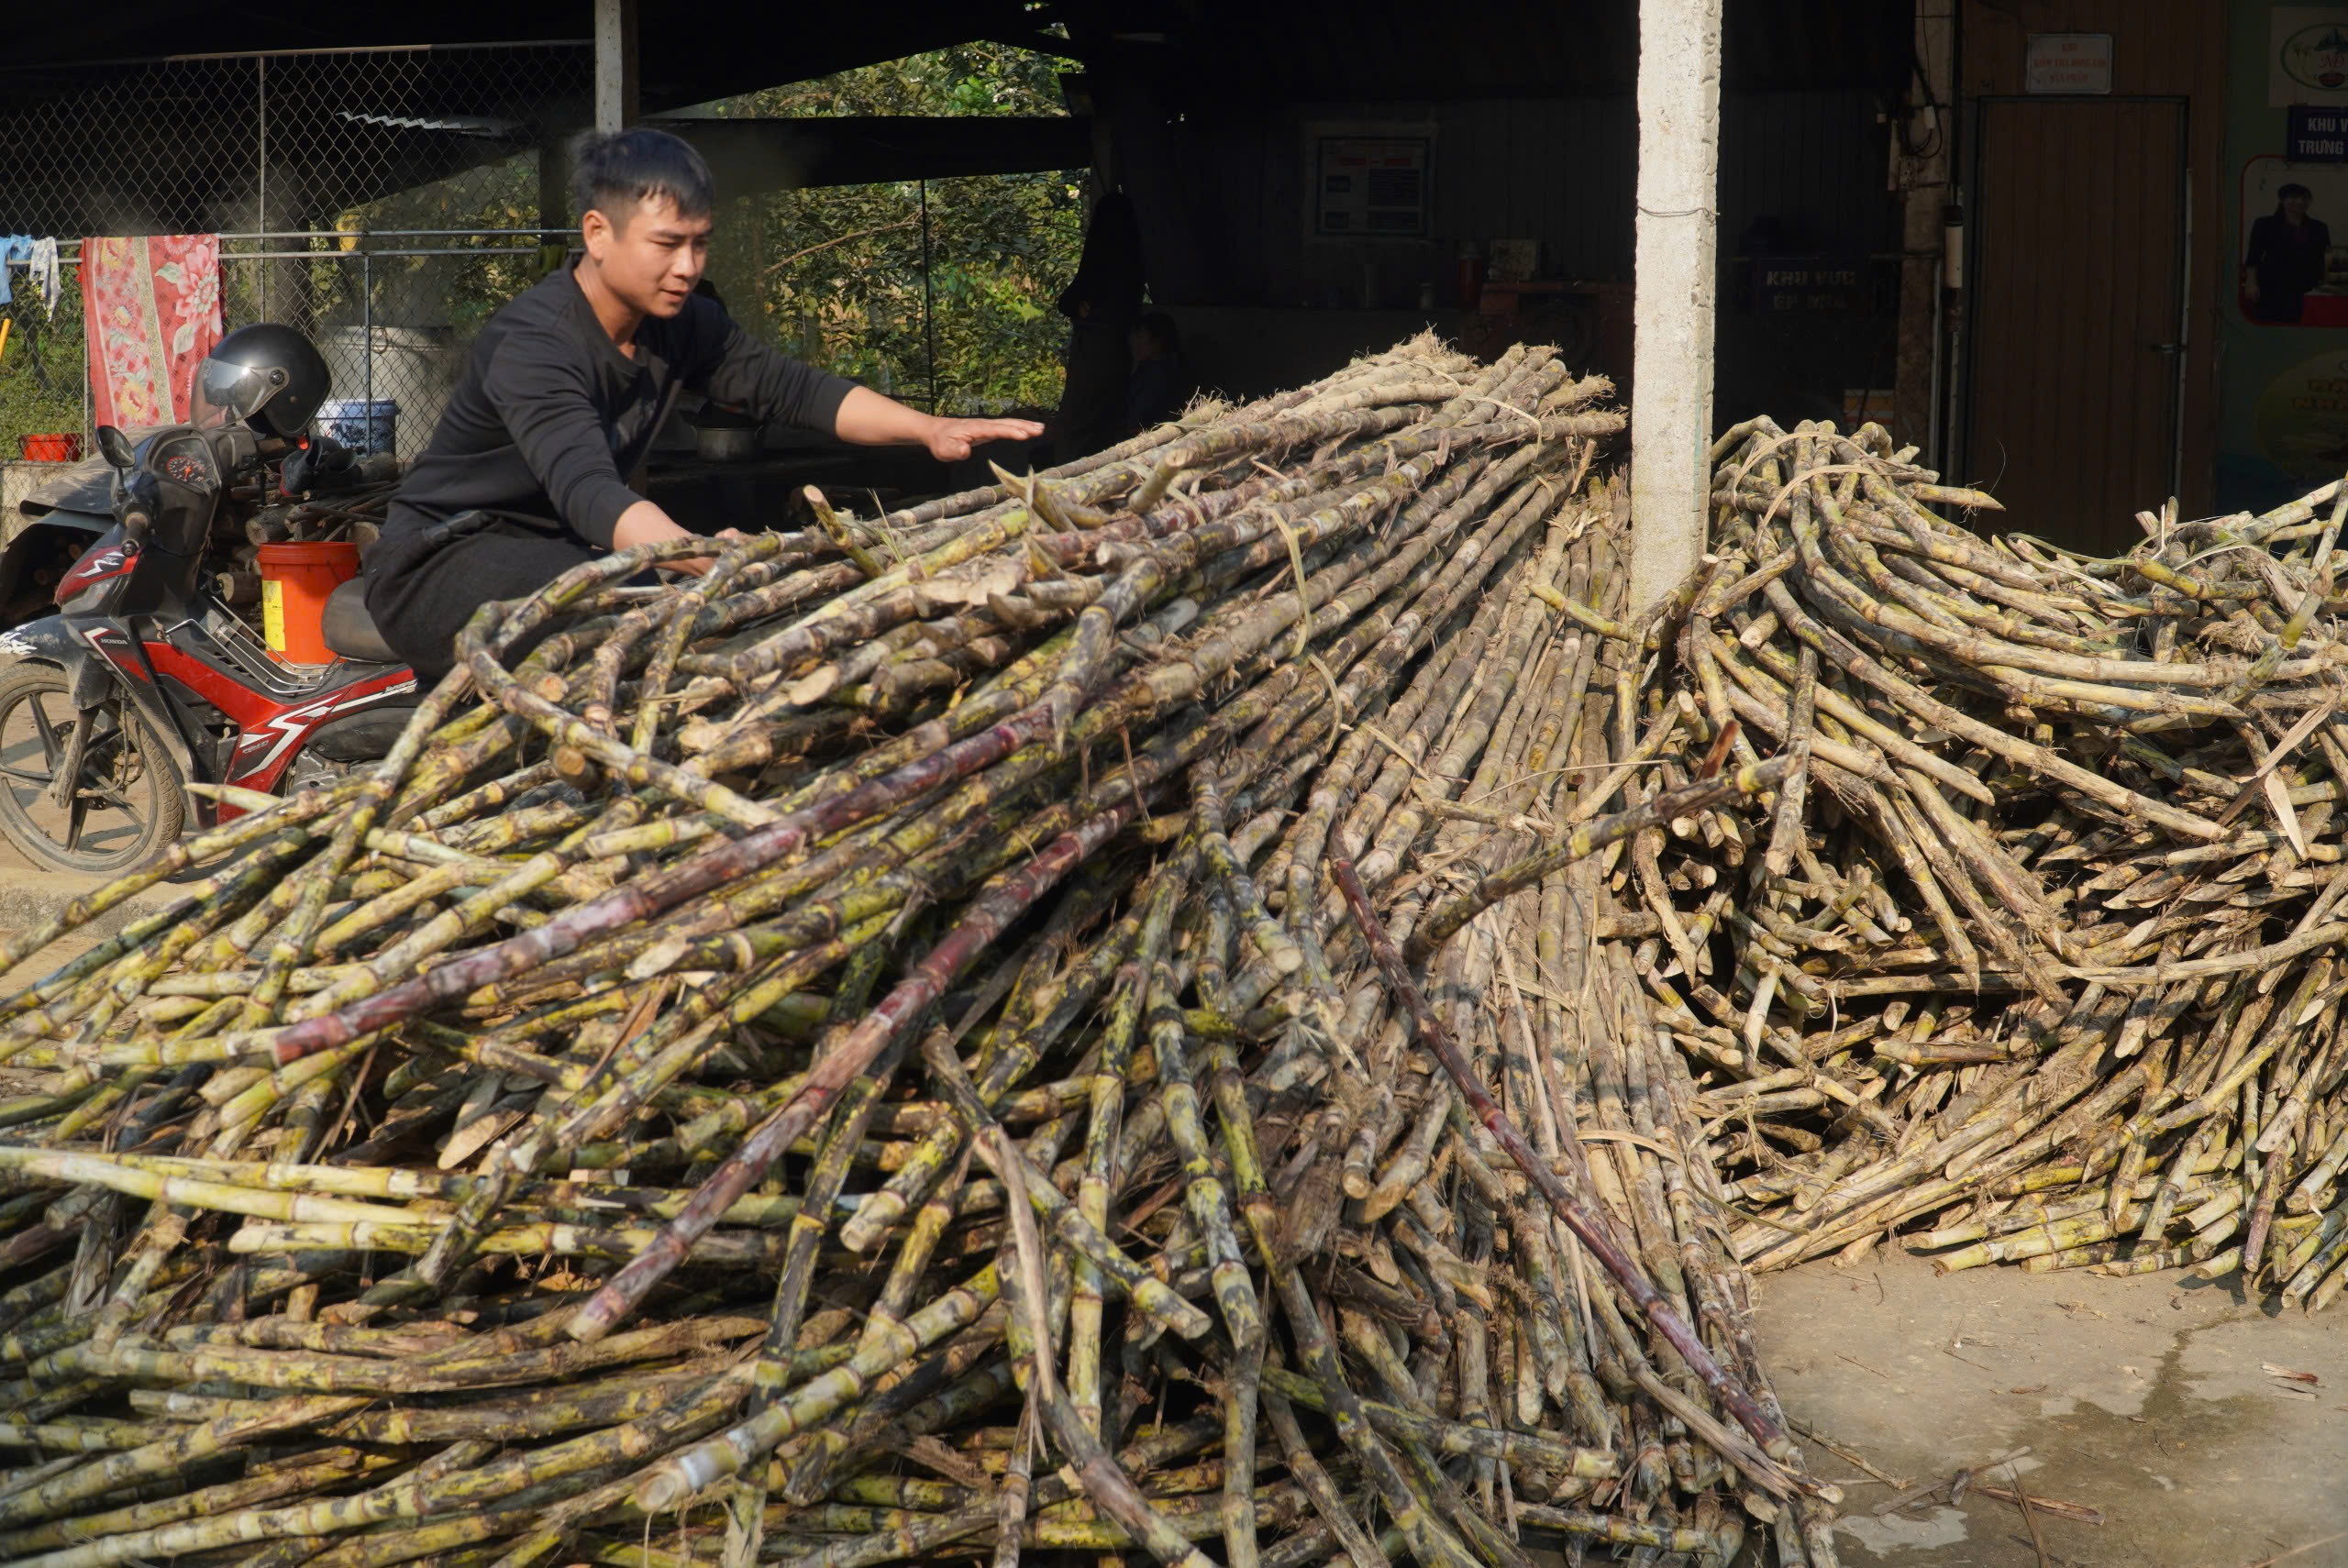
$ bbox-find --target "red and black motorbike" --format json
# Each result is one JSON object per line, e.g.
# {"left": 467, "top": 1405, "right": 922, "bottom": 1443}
{"left": 0, "top": 327, "right": 417, "bottom": 874}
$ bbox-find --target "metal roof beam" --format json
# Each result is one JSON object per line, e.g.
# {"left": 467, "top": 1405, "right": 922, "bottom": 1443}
{"left": 657, "top": 115, "right": 1091, "bottom": 192}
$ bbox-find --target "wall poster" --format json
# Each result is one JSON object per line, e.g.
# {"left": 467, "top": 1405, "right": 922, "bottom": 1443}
{"left": 1312, "top": 137, "right": 1431, "bottom": 239}
{"left": 2252, "top": 348, "right": 2348, "bottom": 480}
{"left": 2273, "top": 8, "right": 2348, "bottom": 105}
{"left": 2239, "top": 156, "right": 2348, "bottom": 326}
{"left": 2222, "top": 6, "right": 2348, "bottom": 509}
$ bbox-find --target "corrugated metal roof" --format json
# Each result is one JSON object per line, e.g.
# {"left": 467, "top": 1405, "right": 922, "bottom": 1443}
{"left": 17, "top": 2, "right": 1911, "bottom": 102}
{"left": 1068, "top": 0, "right": 1911, "bottom": 103}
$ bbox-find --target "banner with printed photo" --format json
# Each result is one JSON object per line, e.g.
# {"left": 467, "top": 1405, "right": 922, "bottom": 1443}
{"left": 2222, "top": 8, "right": 2348, "bottom": 511}
{"left": 2239, "top": 156, "right": 2348, "bottom": 325}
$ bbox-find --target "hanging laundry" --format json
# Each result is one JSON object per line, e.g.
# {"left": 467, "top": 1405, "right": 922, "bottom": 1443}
{"left": 0, "top": 236, "right": 54, "bottom": 310}
{"left": 27, "top": 238, "right": 61, "bottom": 316}
{"left": 81, "top": 234, "right": 222, "bottom": 428}
{"left": 0, "top": 236, "right": 29, "bottom": 306}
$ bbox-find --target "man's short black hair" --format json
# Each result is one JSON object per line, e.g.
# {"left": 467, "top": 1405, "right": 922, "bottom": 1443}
{"left": 2280, "top": 182, "right": 2315, "bottom": 201}
{"left": 570, "top": 127, "right": 715, "bottom": 229}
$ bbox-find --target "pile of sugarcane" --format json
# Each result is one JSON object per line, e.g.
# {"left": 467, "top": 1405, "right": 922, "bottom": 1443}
{"left": 1589, "top": 416, "right": 2348, "bottom": 1304}
{"left": 0, "top": 341, "right": 1845, "bottom": 1568}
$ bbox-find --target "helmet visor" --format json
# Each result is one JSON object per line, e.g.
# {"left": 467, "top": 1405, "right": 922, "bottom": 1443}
{"left": 189, "top": 357, "right": 275, "bottom": 431}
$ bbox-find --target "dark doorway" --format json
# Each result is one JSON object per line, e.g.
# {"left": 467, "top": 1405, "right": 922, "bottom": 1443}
{"left": 1965, "top": 97, "right": 2187, "bottom": 555}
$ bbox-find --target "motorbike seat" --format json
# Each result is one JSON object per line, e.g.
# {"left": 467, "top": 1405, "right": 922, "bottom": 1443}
{"left": 322, "top": 578, "right": 400, "bottom": 665}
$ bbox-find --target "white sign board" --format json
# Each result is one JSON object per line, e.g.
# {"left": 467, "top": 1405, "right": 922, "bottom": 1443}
{"left": 2273, "top": 8, "right": 2348, "bottom": 107}
{"left": 2024, "top": 34, "right": 2112, "bottom": 95}
{"left": 1313, "top": 137, "right": 1431, "bottom": 238}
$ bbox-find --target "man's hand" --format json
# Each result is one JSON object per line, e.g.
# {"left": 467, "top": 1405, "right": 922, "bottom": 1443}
{"left": 660, "top": 527, "right": 748, "bottom": 578}
{"left": 834, "top": 387, "right": 1043, "bottom": 460}
{"left": 613, "top": 501, "right": 746, "bottom": 577}
{"left": 922, "top": 416, "right": 1046, "bottom": 463}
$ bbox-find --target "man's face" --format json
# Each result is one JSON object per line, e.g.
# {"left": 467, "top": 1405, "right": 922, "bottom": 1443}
{"left": 2287, "top": 193, "right": 2313, "bottom": 220}
{"left": 583, "top": 193, "right": 712, "bottom": 318}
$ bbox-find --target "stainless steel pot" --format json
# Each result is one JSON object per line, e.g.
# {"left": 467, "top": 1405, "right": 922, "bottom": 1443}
{"left": 696, "top": 425, "right": 759, "bottom": 462}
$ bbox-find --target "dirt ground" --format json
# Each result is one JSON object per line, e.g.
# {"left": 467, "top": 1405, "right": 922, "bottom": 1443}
{"left": 0, "top": 840, "right": 110, "bottom": 1093}
{"left": 1753, "top": 1250, "right": 2348, "bottom": 1567}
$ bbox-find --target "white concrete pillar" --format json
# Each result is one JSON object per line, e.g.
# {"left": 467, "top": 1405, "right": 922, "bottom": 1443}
{"left": 1628, "top": 0, "right": 1724, "bottom": 617}
{"left": 1893, "top": 0, "right": 1956, "bottom": 463}
{"left": 593, "top": 0, "right": 640, "bottom": 132}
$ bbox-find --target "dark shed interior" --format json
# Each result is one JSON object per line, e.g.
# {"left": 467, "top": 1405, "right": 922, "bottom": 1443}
{"left": 5, "top": 1, "right": 1916, "bottom": 431}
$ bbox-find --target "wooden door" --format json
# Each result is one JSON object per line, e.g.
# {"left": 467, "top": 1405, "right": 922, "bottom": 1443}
{"left": 1966, "top": 99, "right": 2187, "bottom": 555}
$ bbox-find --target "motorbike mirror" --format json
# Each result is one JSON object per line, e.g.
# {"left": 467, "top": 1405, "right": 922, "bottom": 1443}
{"left": 96, "top": 425, "right": 136, "bottom": 470}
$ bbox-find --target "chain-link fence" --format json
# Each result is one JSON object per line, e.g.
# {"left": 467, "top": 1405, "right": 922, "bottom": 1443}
{"left": 688, "top": 52, "right": 1087, "bottom": 422}
{"left": 0, "top": 43, "right": 590, "bottom": 456}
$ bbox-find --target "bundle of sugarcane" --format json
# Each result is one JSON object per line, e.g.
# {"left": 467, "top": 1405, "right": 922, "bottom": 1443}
{"left": 0, "top": 339, "right": 1841, "bottom": 1566}
{"left": 1572, "top": 414, "right": 2348, "bottom": 1305}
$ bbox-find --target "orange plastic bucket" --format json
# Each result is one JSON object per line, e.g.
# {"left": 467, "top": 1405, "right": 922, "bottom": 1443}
{"left": 258, "top": 541, "right": 360, "bottom": 664}
{"left": 18, "top": 434, "right": 83, "bottom": 462}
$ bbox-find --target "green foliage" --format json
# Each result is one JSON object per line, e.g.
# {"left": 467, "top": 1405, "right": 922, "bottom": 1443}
{"left": 1, "top": 43, "right": 1083, "bottom": 456}
{"left": 0, "top": 273, "right": 87, "bottom": 456}
{"left": 704, "top": 43, "right": 1085, "bottom": 414}
{"left": 342, "top": 151, "right": 552, "bottom": 340}
{"left": 293, "top": 42, "right": 1087, "bottom": 414}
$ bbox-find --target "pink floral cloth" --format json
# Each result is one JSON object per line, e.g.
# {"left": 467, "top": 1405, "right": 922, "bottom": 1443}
{"left": 81, "top": 234, "right": 222, "bottom": 429}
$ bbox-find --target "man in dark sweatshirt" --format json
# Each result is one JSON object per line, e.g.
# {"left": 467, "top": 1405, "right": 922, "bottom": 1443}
{"left": 366, "top": 127, "right": 1038, "bottom": 683}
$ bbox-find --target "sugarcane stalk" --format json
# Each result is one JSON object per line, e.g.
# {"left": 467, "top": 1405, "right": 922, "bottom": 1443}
{"left": 1334, "top": 858, "right": 1794, "bottom": 1463}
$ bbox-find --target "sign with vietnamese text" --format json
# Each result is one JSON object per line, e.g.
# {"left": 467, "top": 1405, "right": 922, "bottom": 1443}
{"left": 1753, "top": 262, "right": 1866, "bottom": 315}
{"left": 2025, "top": 34, "right": 2113, "bottom": 94}
{"left": 2289, "top": 106, "right": 2348, "bottom": 161}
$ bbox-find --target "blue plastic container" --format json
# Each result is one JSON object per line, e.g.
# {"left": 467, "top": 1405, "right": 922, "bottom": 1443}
{"left": 317, "top": 398, "right": 398, "bottom": 458}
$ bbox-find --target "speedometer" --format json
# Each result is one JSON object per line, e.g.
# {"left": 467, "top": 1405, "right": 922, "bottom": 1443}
{"left": 154, "top": 431, "right": 217, "bottom": 490}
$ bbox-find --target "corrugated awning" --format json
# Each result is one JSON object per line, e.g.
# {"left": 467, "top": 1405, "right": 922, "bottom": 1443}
{"left": 16, "top": 1, "right": 1911, "bottom": 102}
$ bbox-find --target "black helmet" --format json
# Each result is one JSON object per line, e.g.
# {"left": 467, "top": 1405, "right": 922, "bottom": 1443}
{"left": 189, "top": 323, "right": 330, "bottom": 440}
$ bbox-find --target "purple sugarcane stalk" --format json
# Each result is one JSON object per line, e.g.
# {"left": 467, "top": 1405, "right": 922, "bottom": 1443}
{"left": 1331, "top": 857, "right": 1795, "bottom": 1463}
{"left": 263, "top": 706, "right": 1058, "bottom": 1067}
{"left": 566, "top": 798, "right": 1141, "bottom": 1342}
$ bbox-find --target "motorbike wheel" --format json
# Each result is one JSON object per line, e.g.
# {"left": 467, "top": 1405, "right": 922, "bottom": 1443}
{"left": 0, "top": 662, "right": 185, "bottom": 876}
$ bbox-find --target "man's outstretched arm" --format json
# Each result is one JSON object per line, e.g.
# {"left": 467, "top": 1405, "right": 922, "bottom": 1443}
{"left": 637, "top": 314, "right": 1044, "bottom": 567}
{"left": 831, "top": 385, "right": 1043, "bottom": 461}
{"left": 698, "top": 311, "right": 1042, "bottom": 462}
{"left": 618, "top": 385, "right": 1046, "bottom": 564}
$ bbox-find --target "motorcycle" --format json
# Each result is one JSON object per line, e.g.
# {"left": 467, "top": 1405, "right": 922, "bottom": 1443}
{"left": 3, "top": 441, "right": 145, "bottom": 627}
{"left": 0, "top": 384, "right": 417, "bottom": 875}
{"left": 6, "top": 424, "right": 399, "bottom": 629}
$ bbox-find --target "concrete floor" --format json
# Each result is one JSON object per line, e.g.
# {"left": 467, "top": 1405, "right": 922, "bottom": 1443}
{"left": 1753, "top": 1250, "right": 2348, "bottom": 1567}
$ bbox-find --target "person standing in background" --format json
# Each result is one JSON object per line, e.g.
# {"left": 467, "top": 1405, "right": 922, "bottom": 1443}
{"left": 1124, "top": 312, "right": 1192, "bottom": 435}
{"left": 1052, "top": 193, "right": 1146, "bottom": 461}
